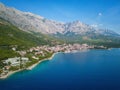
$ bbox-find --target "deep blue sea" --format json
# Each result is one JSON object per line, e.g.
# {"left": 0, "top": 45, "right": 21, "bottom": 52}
{"left": 0, "top": 49, "right": 120, "bottom": 90}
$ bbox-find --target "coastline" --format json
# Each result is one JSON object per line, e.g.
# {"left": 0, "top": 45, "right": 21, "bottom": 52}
{"left": 0, "top": 50, "right": 89, "bottom": 79}
{"left": 27, "top": 52, "right": 57, "bottom": 70}
{"left": 0, "top": 69, "right": 23, "bottom": 79}
{"left": 0, "top": 53, "right": 57, "bottom": 79}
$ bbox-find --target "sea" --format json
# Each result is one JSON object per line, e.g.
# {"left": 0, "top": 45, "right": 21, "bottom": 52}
{"left": 0, "top": 48, "right": 120, "bottom": 90}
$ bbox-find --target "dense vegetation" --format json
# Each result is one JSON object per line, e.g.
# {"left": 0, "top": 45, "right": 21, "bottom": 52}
{"left": 55, "top": 32, "right": 120, "bottom": 48}
{"left": 25, "top": 52, "right": 53, "bottom": 68}
{"left": 0, "top": 18, "right": 50, "bottom": 48}
{"left": 0, "top": 48, "right": 19, "bottom": 60}
{"left": 0, "top": 18, "right": 57, "bottom": 60}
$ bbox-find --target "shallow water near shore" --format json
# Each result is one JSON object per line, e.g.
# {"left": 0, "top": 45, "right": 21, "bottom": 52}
{"left": 0, "top": 49, "right": 120, "bottom": 90}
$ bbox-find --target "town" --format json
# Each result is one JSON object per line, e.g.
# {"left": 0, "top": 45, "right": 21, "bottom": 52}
{"left": 0, "top": 43, "right": 105, "bottom": 78}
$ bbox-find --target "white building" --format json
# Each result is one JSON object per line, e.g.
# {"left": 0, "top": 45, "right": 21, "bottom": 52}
{"left": 4, "top": 57, "right": 29, "bottom": 66}
{"left": 4, "top": 57, "right": 20, "bottom": 66}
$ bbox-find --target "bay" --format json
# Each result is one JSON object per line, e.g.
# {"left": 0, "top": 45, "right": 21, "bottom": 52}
{"left": 0, "top": 49, "right": 120, "bottom": 90}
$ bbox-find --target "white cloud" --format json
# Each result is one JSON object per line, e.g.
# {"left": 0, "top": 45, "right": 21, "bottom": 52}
{"left": 91, "top": 24, "right": 98, "bottom": 28}
{"left": 91, "top": 24, "right": 103, "bottom": 28}
{"left": 98, "top": 13, "right": 102, "bottom": 16}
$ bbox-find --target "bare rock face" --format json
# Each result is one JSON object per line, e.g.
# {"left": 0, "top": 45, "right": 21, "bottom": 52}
{"left": 0, "top": 3, "right": 119, "bottom": 37}
{"left": 0, "top": 3, "right": 65, "bottom": 34}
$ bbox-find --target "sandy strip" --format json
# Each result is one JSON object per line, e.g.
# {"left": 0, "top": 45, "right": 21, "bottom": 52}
{"left": 0, "top": 69, "right": 22, "bottom": 79}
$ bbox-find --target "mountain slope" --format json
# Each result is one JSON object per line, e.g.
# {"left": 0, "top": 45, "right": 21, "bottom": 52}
{"left": 0, "top": 3, "right": 119, "bottom": 36}
{"left": 0, "top": 3, "right": 65, "bottom": 34}
{"left": 0, "top": 2, "right": 120, "bottom": 48}
{"left": 0, "top": 18, "right": 61, "bottom": 60}
{"left": 0, "top": 17, "right": 51, "bottom": 48}
{"left": 63, "top": 21, "right": 119, "bottom": 37}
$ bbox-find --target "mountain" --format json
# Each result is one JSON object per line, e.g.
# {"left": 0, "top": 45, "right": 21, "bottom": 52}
{"left": 0, "top": 17, "right": 63, "bottom": 60}
{"left": 0, "top": 2, "right": 120, "bottom": 47}
{"left": 0, "top": 3, "right": 119, "bottom": 36}
{"left": 0, "top": 17, "right": 54, "bottom": 48}
{"left": 0, "top": 3, "right": 65, "bottom": 34}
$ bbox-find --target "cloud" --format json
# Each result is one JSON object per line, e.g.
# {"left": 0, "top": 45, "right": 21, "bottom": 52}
{"left": 91, "top": 24, "right": 103, "bottom": 28}
{"left": 91, "top": 24, "right": 98, "bottom": 28}
{"left": 98, "top": 13, "right": 102, "bottom": 16}
{"left": 96, "top": 13, "right": 103, "bottom": 22}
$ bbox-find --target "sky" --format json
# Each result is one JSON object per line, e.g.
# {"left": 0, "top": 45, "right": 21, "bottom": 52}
{"left": 0, "top": 0, "right": 120, "bottom": 33}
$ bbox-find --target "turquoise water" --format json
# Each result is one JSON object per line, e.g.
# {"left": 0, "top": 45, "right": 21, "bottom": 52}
{"left": 0, "top": 49, "right": 120, "bottom": 90}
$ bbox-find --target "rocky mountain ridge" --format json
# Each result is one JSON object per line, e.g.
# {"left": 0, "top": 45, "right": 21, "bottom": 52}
{"left": 0, "top": 3, "right": 119, "bottom": 37}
